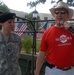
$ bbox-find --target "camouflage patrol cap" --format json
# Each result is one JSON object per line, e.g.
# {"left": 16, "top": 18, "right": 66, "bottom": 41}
{"left": 0, "top": 12, "right": 16, "bottom": 23}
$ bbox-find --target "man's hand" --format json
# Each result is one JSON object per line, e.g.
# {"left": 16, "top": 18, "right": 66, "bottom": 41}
{"left": 64, "top": 22, "right": 74, "bottom": 34}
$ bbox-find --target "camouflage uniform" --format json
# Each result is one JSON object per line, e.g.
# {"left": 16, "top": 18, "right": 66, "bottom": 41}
{"left": 0, "top": 32, "right": 22, "bottom": 75}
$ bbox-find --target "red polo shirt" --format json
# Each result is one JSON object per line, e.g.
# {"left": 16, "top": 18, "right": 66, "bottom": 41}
{"left": 40, "top": 26, "right": 74, "bottom": 68}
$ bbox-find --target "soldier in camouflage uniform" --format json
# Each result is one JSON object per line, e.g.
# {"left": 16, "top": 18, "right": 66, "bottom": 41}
{"left": 0, "top": 12, "right": 22, "bottom": 75}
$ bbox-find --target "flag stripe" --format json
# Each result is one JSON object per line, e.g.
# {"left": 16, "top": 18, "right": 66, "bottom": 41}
{"left": 37, "top": 22, "right": 48, "bottom": 39}
{"left": 14, "top": 23, "right": 27, "bottom": 36}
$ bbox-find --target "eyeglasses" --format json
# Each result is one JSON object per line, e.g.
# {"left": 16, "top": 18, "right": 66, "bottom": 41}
{"left": 54, "top": 11, "right": 66, "bottom": 14}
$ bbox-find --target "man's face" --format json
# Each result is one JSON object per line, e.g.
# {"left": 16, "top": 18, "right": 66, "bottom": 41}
{"left": 54, "top": 8, "right": 68, "bottom": 24}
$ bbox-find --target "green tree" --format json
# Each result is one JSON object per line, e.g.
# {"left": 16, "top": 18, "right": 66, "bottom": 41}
{"left": 25, "top": 13, "right": 41, "bottom": 30}
{"left": 0, "top": 1, "right": 10, "bottom": 12}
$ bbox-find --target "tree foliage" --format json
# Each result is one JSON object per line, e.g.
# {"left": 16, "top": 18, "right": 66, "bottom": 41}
{"left": 25, "top": 13, "right": 41, "bottom": 30}
{"left": 0, "top": 1, "right": 10, "bottom": 12}
{"left": 27, "top": 0, "right": 46, "bottom": 8}
{"left": 27, "top": 0, "right": 74, "bottom": 8}
{"left": 22, "top": 35, "right": 33, "bottom": 54}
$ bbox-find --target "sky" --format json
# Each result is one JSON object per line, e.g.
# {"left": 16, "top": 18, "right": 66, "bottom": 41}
{"left": 1, "top": 0, "right": 58, "bottom": 14}
{"left": 1, "top": 0, "right": 71, "bottom": 14}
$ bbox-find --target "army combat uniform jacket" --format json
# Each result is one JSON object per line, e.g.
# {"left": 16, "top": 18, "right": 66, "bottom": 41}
{"left": 0, "top": 32, "right": 22, "bottom": 75}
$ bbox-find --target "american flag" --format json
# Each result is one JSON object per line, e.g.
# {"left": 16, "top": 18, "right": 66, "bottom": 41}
{"left": 36, "top": 22, "right": 48, "bottom": 39}
{"left": 14, "top": 20, "right": 27, "bottom": 36}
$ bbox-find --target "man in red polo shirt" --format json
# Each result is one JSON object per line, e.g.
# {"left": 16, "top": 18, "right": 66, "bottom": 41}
{"left": 35, "top": 1, "right": 74, "bottom": 75}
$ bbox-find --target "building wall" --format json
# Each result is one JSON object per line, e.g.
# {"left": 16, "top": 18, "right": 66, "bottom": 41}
{"left": 38, "top": 13, "right": 53, "bottom": 20}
